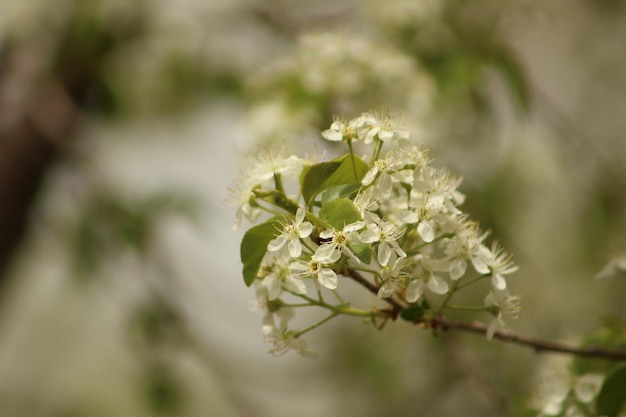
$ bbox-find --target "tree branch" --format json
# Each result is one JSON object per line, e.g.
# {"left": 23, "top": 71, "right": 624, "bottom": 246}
{"left": 433, "top": 316, "right": 626, "bottom": 361}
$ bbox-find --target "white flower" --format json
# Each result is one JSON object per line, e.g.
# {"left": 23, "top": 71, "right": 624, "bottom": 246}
{"left": 291, "top": 258, "right": 339, "bottom": 290}
{"left": 573, "top": 373, "right": 603, "bottom": 404}
{"left": 260, "top": 256, "right": 307, "bottom": 300}
{"left": 377, "top": 255, "right": 410, "bottom": 298}
{"left": 443, "top": 221, "right": 491, "bottom": 279}
{"left": 406, "top": 254, "right": 449, "bottom": 302}
{"left": 484, "top": 242, "right": 519, "bottom": 290}
{"left": 357, "top": 112, "right": 409, "bottom": 144}
{"left": 362, "top": 151, "right": 406, "bottom": 197}
{"left": 262, "top": 313, "right": 317, "bottom": 358}
{"left": 313, "top": 221, "right": 364, "bottom": 263}
{"left": 267, "top": 207, "right": 313, "bottom": 258}
{"left": 247, "top": 148, "right": 303, "bottom": 187}
{"left": 321, "top": 116, "right": 364, "bottom": 142}
{"left": 228, "top": 182, "right": 261, "bottom": 230}
{"left": 484, "top": 288, "right": 521, "bottom": 340}
{"left": 595, "top": 253, "right": 626, "bottom": 280}
{"left": 359, "top": 215, "right": 406, "bottom": 266}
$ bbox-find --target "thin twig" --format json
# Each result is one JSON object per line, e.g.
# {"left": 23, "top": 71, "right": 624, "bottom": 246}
{"left": 345, "top": 269, "right": 404, "bottom": 314}
{"left": 433, "top": 316, "right": 626, "bottom": 361}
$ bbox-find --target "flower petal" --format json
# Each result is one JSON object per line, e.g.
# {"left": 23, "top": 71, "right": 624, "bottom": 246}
{"left": 318, "top": 268, "right": 338, "bottom": 289}
{"left": 268, "top": 235, "right": 288, "bottom": 252}
{"left": 288, "top": 239, "right": 302, "bottom": 258}
{"left": 427, "top": 275, "right": 449, "bottom": 294}
{"left": 405, "top": 280, "right": 424, "bottom": 303}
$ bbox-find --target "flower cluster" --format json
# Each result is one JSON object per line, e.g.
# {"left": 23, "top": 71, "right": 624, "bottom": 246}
{"left": 233, "top": 112, "right": 520, "bottom": 357}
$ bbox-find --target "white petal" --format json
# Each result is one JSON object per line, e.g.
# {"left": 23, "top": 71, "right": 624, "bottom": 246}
{"left": 378, "top": 243, "right": 392, "bottom": 266}
{"left": 449, "top": 259, "right": 467, "bottom": 280}
{"left": 298, "top": 222, "right": 313, "bottom": 238}
{"left": 491, "top": 273, "right": 507, "bottom": 290}
{"left": 362, "top": 167, "right": 379, "bottom": 186}
{"left": 486, "top": 318, "right": 499, "bottom": 341}
{"left": 377, "top": 282, "right": 395, "bottom": 299}
{"left": 405, "top": 280, "right": 424, "bottom": 303}
{"left": 288, "top": 239, "right": 302, "bottom": 258}
{"left": 319, "top": 229, "right": 334, "bottom": 239}
{"left": 313, "top": 243, "right": 336, "bottom": 262}
{"left": 321, "top": 129, "right": 343, "bottom": 141}
{"left": 286, "top": 276, "right": 307, "bottom": 295}
{"left": 262, "top": 275, "right": 281, "bottom": 300}
{"left": 392, "top": 242, "right": 407, "bottom": 258}
{"left": 359, "top": 229, "right": 379, "bottom": 243}
{"left": 344, "top": 221, "right": 365, "bottom": 232}
{"left": 267, "top": 235, "right": 288, "bottom": 252}
{"left": 417, "top": 220, "right": 435, "bottom": 243}
{"left": 318, "top": 268, "right": 338, "bottom": 289}
{"left": 379, "top": 129, "right": 394, "bottom": 141}
{"left": 470, "top": 256, "right": 490, "bottom": 274}
{"left": 427, "top": 275, "right": 449, "bottom": 294}
{"left": 379, "top": 173, "right": 392, "bottom": 197}
{"left": 399, "top": 210, "right": 419, "bottom": 224}
{"left": 295, "top": 206, "right": 306, "bottom": 223}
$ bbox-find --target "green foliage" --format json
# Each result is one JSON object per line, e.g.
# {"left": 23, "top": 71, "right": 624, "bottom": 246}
{"left": 400, "top": 304, "right": 427, "bottom": 323}
{"left": 596, "top": 365, "right": 626, "bottom": 417}
{"left": 301, "top": 154, "right": 368, "bottom": 206}
{"left": 240, "top": 217, "right": 283, "bottom": 286}
{"left": 321, "top": 183, "right": 362, "bottom": 204}
{"left": 319, "top": 198, "right": 362, "bottom": 229}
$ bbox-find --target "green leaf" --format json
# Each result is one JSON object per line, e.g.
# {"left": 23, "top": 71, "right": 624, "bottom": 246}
{"left": 301, "top": 154, "right": 368, "bottom": 206}
{"left": 321, "top": 183, "right": 362, "bottom": 204}
{"left": 319, "top": 198, "right": 362, "bottom": 230}
{"left": 240, "top": 217, "right": 283, "bottom": 287}
{"left": 401, "top": 305, "right": 426, "bottom": 323}
{"left": 596, "top": 365, "right": 626, "bottom": 417}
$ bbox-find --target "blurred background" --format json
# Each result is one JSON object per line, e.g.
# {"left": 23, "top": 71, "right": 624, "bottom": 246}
{"left": 0, "top": 0, "right": 625, "bottom": 416}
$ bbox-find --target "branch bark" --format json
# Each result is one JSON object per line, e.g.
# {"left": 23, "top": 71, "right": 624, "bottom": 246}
{"left": 344, "top": 269, "right": 626, "bottom": 361}
{"left": 433, "top": 316, "right": 626, "bottom": 361}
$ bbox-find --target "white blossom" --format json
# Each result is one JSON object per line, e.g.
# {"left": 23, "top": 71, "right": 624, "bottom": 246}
{"left": 314, "top": 221, "right": 364, "bottom": 263}
{"left": 484, "top": 288, "right": 521, "bottom": 340}
{"left": 259, "top": 255, "right": 307, "bottom": 300}
{"left": 291, "top": 258, "right": 339, "bottom": 290}
{"left": 359, "top": 214, "right": 406, "bottom": 266}
{"left": 267, "top": 207, "right": 313, "bottom": 258}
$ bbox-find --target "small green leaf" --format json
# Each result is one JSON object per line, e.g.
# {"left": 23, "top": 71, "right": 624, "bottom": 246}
{"left": 301, "top": 154, "right": 368, "bottom": 205}
{"left": 596, "top": 365, "right": 626, "bottom": 417}
{"left": 401, "top": 305, "right": 426, "bottom": 323}
{"left": 349, "top": 242, "right": 371, "bottom": 264}
{"left": 319, "top": 198, "right": 362, "bottom": 230}
{"left": 240, "top": 217, "right": 283, "bottom": 287}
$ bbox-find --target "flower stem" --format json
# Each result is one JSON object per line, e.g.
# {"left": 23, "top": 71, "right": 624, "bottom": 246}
{"left": 457, "top": 274, "right": 489, "bottom": 290}
{"left": 295, "top": 312, "right": 340, "bottom": 337}
{"left": 445, "top": 304, "right": 489, "bottom": 312}
{"left": 436, "top": 279, "right": 459, "bottom": 314}
{"left": 371, "top": 139, "right": 383, "bottom": 164}
{"left": 347, "top": 140, "right": 359, "bottom": 181}
{"left": 273, "top": 172, "right": 286, "bottom": 195}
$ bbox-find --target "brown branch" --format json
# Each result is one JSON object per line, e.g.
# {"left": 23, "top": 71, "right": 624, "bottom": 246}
{"left": 433, "top": 316, "right": 626, "bottom": 361}
{"left": 342, "top": 269, "right": 626, "bottom": 361}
